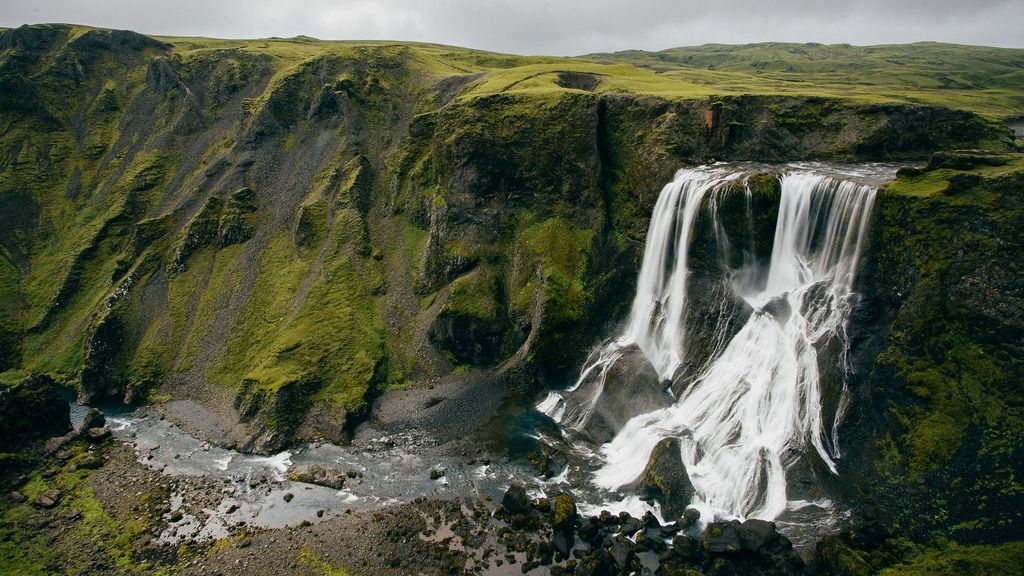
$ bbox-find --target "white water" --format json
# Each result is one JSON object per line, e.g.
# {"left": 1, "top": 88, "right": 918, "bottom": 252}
{"left": 540, "top": 164, "right": 880, "bottom": 522}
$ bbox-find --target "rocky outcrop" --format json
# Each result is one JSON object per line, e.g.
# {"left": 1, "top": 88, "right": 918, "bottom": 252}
{"left": 0, "top": 373, "right": 71, "bottom": 450}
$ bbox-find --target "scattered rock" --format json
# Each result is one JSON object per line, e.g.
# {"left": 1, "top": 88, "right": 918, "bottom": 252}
{"left": 34, "top": 489, "right": 62, "bottom": 508}
{"left": 429, "top": 468, "right": 445, "bottom": 480}
{"left": 9, "top": 491, "right": 26, "bottom": 503}
{"left": 283, "top": 492, "right": 294, "bottom": 503}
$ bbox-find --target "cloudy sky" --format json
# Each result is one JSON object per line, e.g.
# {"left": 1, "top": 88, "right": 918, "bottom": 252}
{"left": 2, "top": 0, "right": 1022, "bottom": 55}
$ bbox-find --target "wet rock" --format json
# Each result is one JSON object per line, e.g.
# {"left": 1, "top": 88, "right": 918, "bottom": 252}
{"left": 578, "top": 345, "right": 674, "bottom": 444}
{"left": 551, "top": 492, "right": 577, "bottom": 532}
{"left": 552, "top": 529, "right": 573, "bottom": 559}
{"left": 609, "top": 534, "right": 635, "bottom": 569}
{"left": 34, "top": 489, "right": 62, "bottom": 508}
{"left": 288, "top": 464, "right": 346, "bottom": 489}
{"left": 761, "top": 294, "right": 792, "bottom": 324}
{"left": 638, "top": 437, "right": 695, "bottom": 520}
{"left": 672, "top": 533, "right": 704, "bottom": 561}
{"left": 681, "top": 507, "right": 701, "bottom": 527}
{"left": 737, "top": 518, "right": 779, "bottom": 552}
{"left": 82, "top": 408, "right": 106, "bottom": 431}
{"left": 704, "top": 521, "right": 742, "bottom": 553}
{"left": 501, "top": 483, "right": 529, "bottom": 515}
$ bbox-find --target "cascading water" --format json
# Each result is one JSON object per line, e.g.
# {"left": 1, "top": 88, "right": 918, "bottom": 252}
{"left": 539, "top": 164, "right": 881, "bottom": 523}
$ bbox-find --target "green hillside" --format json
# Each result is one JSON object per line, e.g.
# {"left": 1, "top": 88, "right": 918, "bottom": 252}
{"left": 583, "top": 42, "right": 1024, "bottom": 120}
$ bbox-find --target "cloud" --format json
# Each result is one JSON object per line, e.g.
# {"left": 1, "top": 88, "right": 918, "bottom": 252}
{"left": 1, "top": 0, "right": 1021, "bottom": 54}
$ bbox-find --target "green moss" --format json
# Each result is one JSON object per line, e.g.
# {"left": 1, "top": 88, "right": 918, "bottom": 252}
{"left": 879, "top": 540, "right": 1024, "bottom": 576}
{"left": 511, "top": 217, "right": 594, "bottom": 327}
{"left": 444, "top": 266, "right": 499, "bottom": 321}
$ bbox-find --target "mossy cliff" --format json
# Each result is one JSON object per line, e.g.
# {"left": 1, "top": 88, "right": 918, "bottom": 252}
{"left": 830, "top": 153, "right": 1024, "bottom": 569}
{"left": 0, "top": 24, "right": 1015, "bottom": 451}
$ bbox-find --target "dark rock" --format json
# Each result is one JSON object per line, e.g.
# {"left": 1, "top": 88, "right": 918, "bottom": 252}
{"left": 761, "top": 294, "right": 792, "bottom": 324}
{"left": 282, "top": 492, "right": 294, "bottom": 503}
{"left": 737, "top": 518, "right": 778, "bottom": 552}
{"left": 609, "top": 535, "right": 634, "bottom": 569}
{"left": 9, "top": 491, "right": 26, "bottom": 503}
{"left": 672, "top": 533, "right": 704, "bottom": 562}
{"left": 577, "top": 345, "right": 674, "bottom": 444}
{"left": 289, "top": 464, "right": 346, "bottom": 489}
{"left": 552, "top": 529, "right": 573, "bottom": 558}
{"left": 0, "top": 373, "right": 71, "bottom": 450}
{"left": 501, "top": 483, "right": 529, "bottom": 514}
{"left": 703, "top": 521, "right": 742, "bottom": 554}
{"left": 81, "top": 408, "right": 105, "bottom": 431}
{"left": 169, "top": 510, "right": 184, "bottom": 522}
{"left": 682, "top": 507, "right": 701, "bottom": 527}
{"left": 429, "top": 468, "right": 445, "bottom": 480}
{"left": 34, "top": 489, "right": 62, "bottom": 508}
{"left": 638, "top": 438, "right": 695, "bottom": 520}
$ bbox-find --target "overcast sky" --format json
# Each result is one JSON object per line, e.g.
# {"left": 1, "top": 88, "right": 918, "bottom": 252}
{"left": 1, "top": 0, "right": 1022, "bottom": 55}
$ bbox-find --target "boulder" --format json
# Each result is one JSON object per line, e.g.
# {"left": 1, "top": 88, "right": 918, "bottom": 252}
{"left": 552, "top": 529, "right": 573, "bottom": 559}
{"left": 737, "top": 518, "right": 779, "bottom": 552}
{"left": 682, "top": 507, "right": 701, "bottom": 527}
{"left": 637, "top": 437, "right": 695, "bottom": 520}
{"left": 609, "top": 535, "right": 634, "bottom": 569}
{"left": 551, "top": 492, "right": 577, "bottom": 531}
{"left": 501, "top": 483, "right": 529, "bottom": 515}
{"left": 704, "top": 521, "right": 742, "bottom": 553}
{"left": 81, "top": 408, "right": 106, "bottom": 431}
{"left": 577, "top": 345, "right": 674, "bottom": 444}
{"left": 289, "top": 464, "right": 346, "bottom": 489}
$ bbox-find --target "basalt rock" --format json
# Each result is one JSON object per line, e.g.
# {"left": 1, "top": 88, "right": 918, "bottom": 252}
{"left": 638, "top": 437, "right": 696, "bottom": 520}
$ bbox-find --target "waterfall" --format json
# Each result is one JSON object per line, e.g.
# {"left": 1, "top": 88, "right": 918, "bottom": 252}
{"left": 539, "top": 164, "right": 879, "bottom": 521}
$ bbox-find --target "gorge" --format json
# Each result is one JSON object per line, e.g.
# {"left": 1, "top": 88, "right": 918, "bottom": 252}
{"left": 0, "top": 23, "right": 1022, "bottom": 576}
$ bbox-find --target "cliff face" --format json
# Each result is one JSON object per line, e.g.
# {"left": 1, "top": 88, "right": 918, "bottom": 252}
{"left": 0, "top": 24, "right": 1015, "bottom": 451}
{"left": 843, "top": 154, "right": 1024, "bottom": 548}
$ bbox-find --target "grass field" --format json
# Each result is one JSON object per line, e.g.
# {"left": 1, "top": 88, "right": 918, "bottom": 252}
{"left": 141, "top": 33, "right": 1024, "bottom": 121}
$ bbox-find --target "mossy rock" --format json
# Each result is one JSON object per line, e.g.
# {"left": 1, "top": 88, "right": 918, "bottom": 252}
{"left": 638, "top": 437, "right": 695, "bottom": 520}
